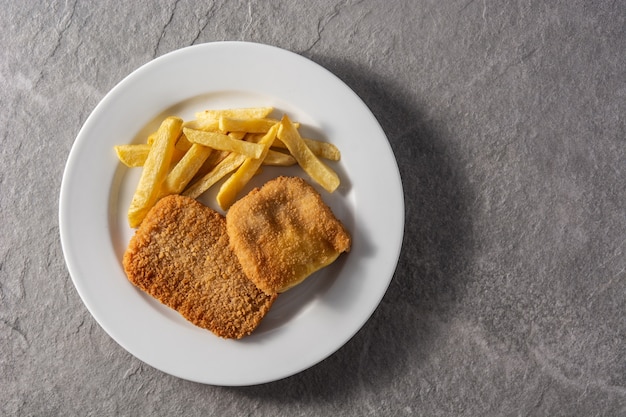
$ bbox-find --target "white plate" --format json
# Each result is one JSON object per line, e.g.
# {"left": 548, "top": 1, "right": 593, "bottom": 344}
{"left": 59, "top": 42, "right": 404, "bottom": 386}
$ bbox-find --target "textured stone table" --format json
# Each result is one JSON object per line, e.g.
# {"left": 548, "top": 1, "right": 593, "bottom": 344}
{"left": 2, "top": 0, "right": 625, "bottom": 415}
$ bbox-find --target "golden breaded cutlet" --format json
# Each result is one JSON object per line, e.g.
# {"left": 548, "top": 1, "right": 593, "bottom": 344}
{"left": 226, "top": 176, "right": 351, "bottom": 295}
{"left": 122, "top": 194, "right": 276, "bottom": 339}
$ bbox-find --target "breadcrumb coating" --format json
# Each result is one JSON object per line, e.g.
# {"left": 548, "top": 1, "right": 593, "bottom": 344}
{"left": 123, "top": 195, "right": 276, "bottom": 339}
{"left": 226, "top": 176, "right": 351, "bottom": 295}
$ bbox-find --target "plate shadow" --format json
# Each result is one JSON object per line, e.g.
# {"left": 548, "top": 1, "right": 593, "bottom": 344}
{"left": 213, "top": 55, "right": 476, "bottom": 400}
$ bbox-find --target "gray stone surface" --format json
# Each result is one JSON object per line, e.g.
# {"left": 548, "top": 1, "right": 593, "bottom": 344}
{"left": 2, "top": 0, "right": 625, "bottom": 415}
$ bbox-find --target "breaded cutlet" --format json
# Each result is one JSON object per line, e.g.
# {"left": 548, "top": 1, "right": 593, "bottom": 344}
{"left": 226, "top": 176, "right": 351, "bottom": 295}
{"left": 122, "top": 194, "right": 276, "bottom": 339}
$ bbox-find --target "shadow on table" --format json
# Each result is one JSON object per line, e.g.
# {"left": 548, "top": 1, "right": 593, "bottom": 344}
{"left": 223, "top": 55, "right": 475, "bottom": 402}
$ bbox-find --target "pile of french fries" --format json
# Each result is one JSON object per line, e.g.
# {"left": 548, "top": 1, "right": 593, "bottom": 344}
{"left": 114, "top": 107, "right": 341, "bottom": 228}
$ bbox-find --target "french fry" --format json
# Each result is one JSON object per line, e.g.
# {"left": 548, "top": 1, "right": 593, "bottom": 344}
{"left": 263, "top": 149, "right": 296, "bottom": 166}
{"left": 216, "top": 123, "right": 279, "bottom": 210}
{"left": 277, "top": 115, "right": 339, "bottom": 193}
{"left": 191, "top": 108, "right": 274, "bottom": 134}
{"left": 114, "top": 144, "right": 151, "bottom": 167}
{"left": 192, "top": 149, "right": 230, "bottom": 181}
{"left": 182, "top": 152, "right": 247, "bottom": 199}
{"left": 127, "top": 116, "right": 182, "bottom": 228}
{"left": 273, "top": 137, "right": 340, "bottom": 161}
{"left": 244, "top": 132, "right": 266, "bottom": 143}
{"left": 117, "top": 107, "right": 343, "bottom": 218}
{"left": 228, "top": 131, "right": 247, "bottom": 140}
{"left": 183, "top": 118, "right": 219, "bottom": 132}
{"left": 147, "top": 129, "right": 186, "bottom": 147}
{"left": 184, "top": 128, "right": 264, "bottom": 159}
{"left": 195, "top": 107, "right": 274, "bottom": 121}
{"left": 219, "top": 117, "right": 281, "bottom": 134}
{"left": 175, "top": 133, "right": 193, "bottom": 153}
{"left": 159, "top": 143, "right": 213, "bottom": 197}
{"left": 114, "top": 143, "right": 186, "bottom": 168}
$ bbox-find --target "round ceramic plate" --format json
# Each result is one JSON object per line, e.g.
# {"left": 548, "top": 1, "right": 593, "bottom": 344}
{"left": 59, "top": 42, "right": 404, "bottom": 386}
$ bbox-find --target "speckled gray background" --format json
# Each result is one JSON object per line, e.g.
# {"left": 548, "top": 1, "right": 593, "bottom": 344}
{"left": 2, "top": 1, "right": 625, "bottom": 415}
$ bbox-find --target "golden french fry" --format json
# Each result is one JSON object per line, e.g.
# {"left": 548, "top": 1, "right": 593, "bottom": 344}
{"left": 228, "top": 131, "right": 247, "bottom": 140}
{"left": 128, "top": 116, "right": 182, "bottom": 227}
{"left": 147, "top": 129, "right": 185, "bottom": 145}
{"left": 273, "top": 137, "right": 340, "bottom": 161}
{"left": 184, "top": 128, "right": 264, "bottom": 159}
{"left": 191, "top": 108, "right": 274, "bottom": 135}
{"left": 117, "top": 108, "right": 343, "bottom": 216}
{"left": 183, "top": 118, "right": 220, "bottom": 132}
{"left": 192, "top": 149, "right": 230, "bottom": 181}
{"left": 219, "top": 117, "right": 281, "bottom": 134}
{"left": 182, "top": 152, "right": 247, "bottom": 199}
{"left": 242, "top": 132, "right": 266, "bottom": 144}
{"left": 159, "top": 143, "right": 213, "bottom": 197}
{"left": 114, "top": 144, "right": 151, "bottom": 167}
{"left": 114, "top": 143, "right": 186, "bottom": 168}
{"left": 195, "top": 107, "right": 274, "bottom": 121}
{"left": 175, "top": 133, "right": 193, "bottom": 153}
{"left": 263, "top": 149, "right": 296, "bottom": 166}
{"left": 216, "top": 123, "right": 279, "bottom": 210}
{"left": 277, "top": 115, "right": 339, "bottom": 193}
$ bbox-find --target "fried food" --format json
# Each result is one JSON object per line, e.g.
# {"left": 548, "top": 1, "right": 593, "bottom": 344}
{"left": 182, "top": 152, "right": 247, "bottom": 199}
{"left": 272, "top": 137, "right": 341, "bottom": 161}
{"left": 195, "top": 106, "right": 274, "bottom": 121}
{"left": 115, "top": 108, "right": 345, "bottom": 221}
{"left": 277, "top": 115, "right": 340, "bottom": 193}
{"left": 127, "top": 116, "right": 182, "bottom": 228}
{"left": 123, "top": 194, "right": 277, "bottom": 339}
{"left": 216, "top": 123, "right": 279, "bottom": 211}
{"left": 226, "top": 176, "right": 351, "bottom": 295}
{"left": 158, "top": 143, "right": 213, "bottom": 198}
{"left": 183, "top": 128, "right": 265, "bottom": 158}
{"left": 114, "top": 144, "right": 151, "bottom": 167}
